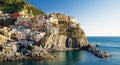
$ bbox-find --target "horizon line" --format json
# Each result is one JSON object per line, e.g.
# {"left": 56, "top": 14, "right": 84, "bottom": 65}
{"left": 86, "top": 35, "right": 120, "bottom": 37}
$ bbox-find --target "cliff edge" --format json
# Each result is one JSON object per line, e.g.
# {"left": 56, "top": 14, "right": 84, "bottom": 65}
{"left": 39, "top": 13, "right": 88, "bottom": 51}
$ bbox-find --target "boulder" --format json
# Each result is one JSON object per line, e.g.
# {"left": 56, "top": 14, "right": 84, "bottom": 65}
{"left": 41, "top": 49, "right": 48, "bottom": 55}
{"left": 14, "top": 52, "right": 21, "bottom": 57}
{"left": 96, "top": 44, "right": 99, "bottom": 47}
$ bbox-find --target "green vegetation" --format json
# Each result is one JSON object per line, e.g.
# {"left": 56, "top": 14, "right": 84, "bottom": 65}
{"left": 0, "top": 0, "right": 45, "bottom": 26}
{"left": 58, "top": 20, "right": 85, "bottom": 38}
{"left": 67, "top": 27, "right": 84, "bottom": 38}
{"left": 0, "top": 0, "right": 45, "bottom": 16}
{"left": 58, "top": 21, "right": 69, "bottom": 35}
{"left": 0, "top": 18, "right": 16, "bottom": 26}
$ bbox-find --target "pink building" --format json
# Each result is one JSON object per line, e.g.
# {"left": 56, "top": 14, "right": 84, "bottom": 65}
{"left": 10, "top": 12, "right": 22, "bottom": 18}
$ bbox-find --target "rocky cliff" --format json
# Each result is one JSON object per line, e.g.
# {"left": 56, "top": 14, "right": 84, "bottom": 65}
{"left": 0, "top": 1, "right": 88, "bottom": 49}
{"left": 0, "top": 0, "right": 88, "bottom": 50}
{"left": 40, "top": 21, "right": 88, "bottom": 51}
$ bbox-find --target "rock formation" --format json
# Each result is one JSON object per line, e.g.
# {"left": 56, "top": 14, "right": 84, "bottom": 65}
{"left": 40, "top": 20, "right": 88, "bottom": 51}
{"left": 84, "top": 44, "right": 112, "bottom": 58}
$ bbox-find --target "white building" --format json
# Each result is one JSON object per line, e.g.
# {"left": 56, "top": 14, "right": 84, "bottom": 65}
{"left": 16, "top": 16, "right": 30, "bottom": 25}
{"left": 15, "top": 31, "right": 26, "bottom": 40}
{"left": 69, "top": 16, "right": 77, "bottom": 28}
{"left": 35, "top": 16, "right": 44, "bottom": 26}
{"left": 0, "top": 11, "right": 3, "bottom": 14}
{"left": 16, "top": 16, "right": 24, "bottom": 24}
{"left": 46, "top": 16, "right": 58, "bottom": 25}
{"left": 34, "top": 32, "right": 46, "bottom": 42}
{"left": 70, "top": 16, "right": 77, "bottom": 23}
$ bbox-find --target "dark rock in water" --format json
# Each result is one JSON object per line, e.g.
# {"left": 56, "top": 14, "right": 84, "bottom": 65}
{"left": 84, "top": 44, "right": 111, "bottom": 58}
{"left": 96, "top": 44, "right": 99, "bottom": 47}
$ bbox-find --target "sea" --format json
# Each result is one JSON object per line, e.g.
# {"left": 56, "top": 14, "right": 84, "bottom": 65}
{"left": 0, "top": 36, "right": 120, "bottom": 65}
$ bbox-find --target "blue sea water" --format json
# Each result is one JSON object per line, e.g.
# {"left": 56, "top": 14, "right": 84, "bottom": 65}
{"left": 0, "top": 36, "right": 120, "bottom": 65}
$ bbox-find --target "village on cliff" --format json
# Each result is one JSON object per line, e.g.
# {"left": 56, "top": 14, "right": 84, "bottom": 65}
{"left": 0, "top": 8, "right": 112, "bottom": 62}
{"left": 0, "top": 10, "right": 79, "bottom": 59}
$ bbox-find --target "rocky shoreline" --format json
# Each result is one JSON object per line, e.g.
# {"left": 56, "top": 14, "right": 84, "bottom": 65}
{"left": 0, "top": 54, "right": 55, "bottom": 63}
{"left": 83, "top": 44, "right": 112, "bottom": 58}
{"left": 46, "top": 44, "right": 112, "bottom": 58}
{"left": 0, "top": 44, "right": 111, "bottom": 62}
{"left": 0, "top": 45, "right": 56, "bottom": 62}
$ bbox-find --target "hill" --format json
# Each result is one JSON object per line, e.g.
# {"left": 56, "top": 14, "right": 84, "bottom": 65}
{"left": 0, "top": 0, "right": 45, "bottom": 16}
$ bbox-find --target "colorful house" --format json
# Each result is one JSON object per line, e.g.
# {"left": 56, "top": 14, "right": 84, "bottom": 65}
{"left": 10, "top": 12, "right": 21, "bottom": 18}
{"left": 33, "top": 32, "right": 46, "bottom": 42}
{"left": 69, "top": 16, "right": 77, "bottom": 28}
{"left": 46, "top": 16, "right": 58, "bottom": 25}
{"left": 15, "top": 31, "right": 26, "bottom": 40}
{"left": 70, "top": 16, "right": 77, "bottom": 23}
{"left": 0, "top": 11, "right": 3, "bottom": 14}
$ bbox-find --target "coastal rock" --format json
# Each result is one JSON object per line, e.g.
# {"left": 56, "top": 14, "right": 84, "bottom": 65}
{"left": 102, "top": 52, "right": 111, "bottom": 58}
{"left": 57, "top": 35, "right": 67, "bottom": 48}
{"left": 43, "top": 34, "right": 67, "bottom": 49}
{"left": 96, "top": 44, "right": 99, "bottom": 47}
{"left": 43, "top": 34, "right": 86, "bottom": 50}
{"left": 14, "top": 52, "right": 21, "bottom": 57}
{"left": 40, "top": 28, "right": 88, "bottom": 51}
{"left": 85, "top": 44, "right": 111, "bottom": 58}
{"left": 41, "top": 49, "right": 48, "bottom": 55}
{"left": 38, "top": 19, "right": 88, "bottom": 51}
{"left": 31, "top": 45, "right": 40, "bottom": 56}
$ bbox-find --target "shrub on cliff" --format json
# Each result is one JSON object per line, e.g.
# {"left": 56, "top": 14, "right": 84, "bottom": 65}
{"left": 0, "top": 18, "right": 16, "bottom": 26}
{"left": 58, "top": 21, "right": 69, "bottom": 35}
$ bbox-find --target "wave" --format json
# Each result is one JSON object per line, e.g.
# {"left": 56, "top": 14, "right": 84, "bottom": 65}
{"left": 109, "top": 52, "right": 120, "bottom": 59}
{"left": 110, "top": 52, "right": 120, "bottom": 54}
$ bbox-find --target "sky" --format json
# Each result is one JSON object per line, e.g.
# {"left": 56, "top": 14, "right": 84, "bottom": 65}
{"left": 27, "top": 0, "right": 120, "bottom": 36}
